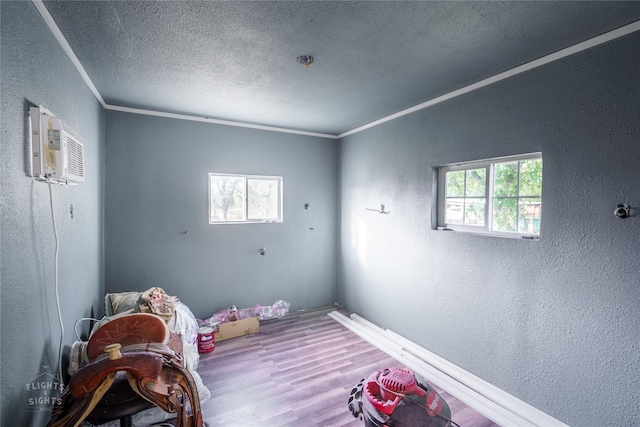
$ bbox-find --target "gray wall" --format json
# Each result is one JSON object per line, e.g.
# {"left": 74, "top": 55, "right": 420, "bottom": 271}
{"left": 337, "top": 33, "right": 640, "bottom": 426}
{"left": 104, "top": 112, "right": 338, "bottom": 318}
{"left": 0, "top": 2, "right": 105, "bottom": 426}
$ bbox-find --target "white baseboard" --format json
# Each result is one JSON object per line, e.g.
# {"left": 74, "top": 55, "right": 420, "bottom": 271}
{"left": 327, "top": 311, "right": 569, "bottom": 427}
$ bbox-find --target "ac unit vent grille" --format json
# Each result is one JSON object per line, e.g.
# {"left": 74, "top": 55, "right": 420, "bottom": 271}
{"left": 67, "top": 136, "right": 84, "bottom": 178}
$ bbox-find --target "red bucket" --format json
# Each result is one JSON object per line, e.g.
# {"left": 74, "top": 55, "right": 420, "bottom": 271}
{"left": 198, "top": 326, "right": 215, "bottom": 354}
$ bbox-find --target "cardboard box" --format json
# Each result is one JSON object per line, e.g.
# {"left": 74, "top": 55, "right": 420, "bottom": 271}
{"left": 214, "top": 316, "right": 259, "bottom": 341}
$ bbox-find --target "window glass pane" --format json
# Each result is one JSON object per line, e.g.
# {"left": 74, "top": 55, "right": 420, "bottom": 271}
{"left": 464, "top": 198, "right": 485, "bottom": 226}
{"left": 248, "top": 179, "right": 279, "bottom": 220}
{"left": 493, "top": 162, "right": 518, "bottom": 197}
{"left": 445, "top": 198, "right": 464, "bottom": 224}
{"left": 439, "top": 154, "right": 541, "bottom": 236}
{"left": 493, "top": 198, "right": 517, "bottom": 232}
{"left": 210, "top": 176, "right": 245, "bottom": 221}
{"left": 465, "top": 168, "right": 486, "bottom": 197}
{"left": 446, "top": 171, "right": 465, "bottom": 197}
{"left": 519, "top": 159, "right": 543, "bottom": 196}
{"left": 519, "top": 198, "right": 541, "bottom": 234}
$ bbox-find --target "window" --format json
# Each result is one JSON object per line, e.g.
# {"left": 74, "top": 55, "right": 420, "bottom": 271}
{"left": 209, "top": 173, "right": 283, "bottom": 224}
{"left": 437, "top": 153, "right": 542, "bottom": 238}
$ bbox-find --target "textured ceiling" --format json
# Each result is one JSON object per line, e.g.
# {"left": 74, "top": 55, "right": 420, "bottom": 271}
{"left": 42, "top": 1, "right": 640, "bottom": 136}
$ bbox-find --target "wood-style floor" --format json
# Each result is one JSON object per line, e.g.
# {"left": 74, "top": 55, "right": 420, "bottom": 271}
{"left": 197, "top": 307, "right": 500, "bottom": 427}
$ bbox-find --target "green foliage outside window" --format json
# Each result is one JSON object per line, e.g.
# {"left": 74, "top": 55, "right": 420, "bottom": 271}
{"left": 445, "top": 168, "right": 486, "bottom": 227}
{"left": 492, "top": 159, "right": 542, "bottom": 234}
{"left": 441, "top": 154, "right": 542, "bottom": 236}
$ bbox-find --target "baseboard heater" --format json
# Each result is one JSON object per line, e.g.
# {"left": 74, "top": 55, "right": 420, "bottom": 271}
{"left": 327, "top": 311, "right": 569, "bottom": 427}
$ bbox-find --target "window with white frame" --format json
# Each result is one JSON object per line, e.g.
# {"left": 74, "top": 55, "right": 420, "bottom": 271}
{"left": 437, "top": 153, "right": 542, "bottom": 238}
{"left": 209, "top": 173, "right": 283, "bottom": 224}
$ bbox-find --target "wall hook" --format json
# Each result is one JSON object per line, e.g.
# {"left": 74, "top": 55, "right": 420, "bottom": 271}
{"left": 260, "top": 247, "right": 267, "bottom": 255}
{"left": 614, "top": 203, "right": 631, "bottom": 218}
{"left": 366, "top": 204, "right": 390, "bottom": 214}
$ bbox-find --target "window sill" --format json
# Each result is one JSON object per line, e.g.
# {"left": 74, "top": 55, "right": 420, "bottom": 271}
{"left": 435, "top": 227, "right": 539, "bottom": 240}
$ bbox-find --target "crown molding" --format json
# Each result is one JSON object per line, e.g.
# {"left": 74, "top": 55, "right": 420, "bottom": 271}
{"left": 105, "top": 105, "right": 339, "bottom": 139}
{"left": 338, "top": 19, "right": 640, "bottom": 139}
{"left": 32, "top": 0, "right": 106, "bottom": 108}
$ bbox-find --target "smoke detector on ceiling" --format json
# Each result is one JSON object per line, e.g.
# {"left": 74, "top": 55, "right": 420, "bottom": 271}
{"left": 297, "top": 55, "right": 314, "bottom": 68}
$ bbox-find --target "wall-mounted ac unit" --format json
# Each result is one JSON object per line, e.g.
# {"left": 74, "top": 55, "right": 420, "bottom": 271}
{"left": 29, "top": 105, "right": 85, "bottom": 185}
